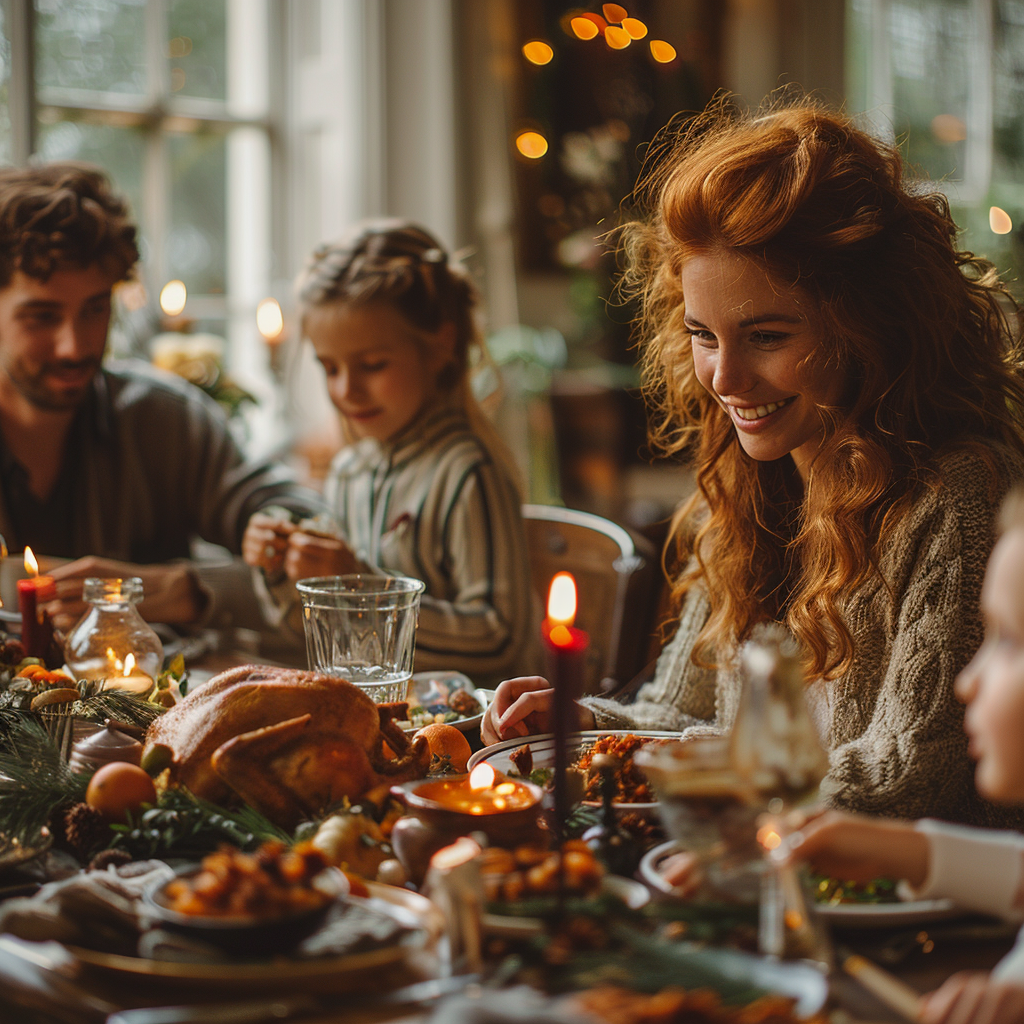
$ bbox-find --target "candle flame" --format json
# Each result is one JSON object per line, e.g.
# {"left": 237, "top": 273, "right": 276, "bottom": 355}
{"left": 106, "top": 647, "right": 123, "bottom": 671}
{"left": 123, "top": 653, "right": 136, "bottom": 676}
{"left": 23, "top": 547, "right": 38, "bottom": 576}
{"left": 546, "top": 571, "right": 577, "bottom": 626}
{"left": 469, "top": 762, "right": 496, "bottom": 791}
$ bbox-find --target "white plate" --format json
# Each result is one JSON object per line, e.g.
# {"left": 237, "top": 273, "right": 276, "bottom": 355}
{"left": 398, "top": 671, "right": 491, "bottom": 734}
{"left": 483, "top": 874, "right": 650, "bottom": 937}
{"left": 640, "top": 840, "right": 961, "bottom": 928}
{"left": 468, "top": 730, "right": 680, "bottom": 810}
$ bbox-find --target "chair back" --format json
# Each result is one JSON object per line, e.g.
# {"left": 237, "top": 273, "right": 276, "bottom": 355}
{"left": 522, "top": 504, "right": 659, "bottom": 695}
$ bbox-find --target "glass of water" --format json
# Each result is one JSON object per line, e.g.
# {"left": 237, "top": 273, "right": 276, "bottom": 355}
{"left": 295, "top": 575, "right": 425, "bottom": 703}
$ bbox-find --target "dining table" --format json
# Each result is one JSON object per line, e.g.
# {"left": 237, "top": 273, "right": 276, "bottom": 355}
{"left": 0, "top": 636, "right": 1018, "bottom": 1024}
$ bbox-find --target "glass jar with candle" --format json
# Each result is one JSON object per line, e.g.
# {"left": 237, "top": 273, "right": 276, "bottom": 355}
{"left": 64, "top": 578, "right": 164, "bottom": 696}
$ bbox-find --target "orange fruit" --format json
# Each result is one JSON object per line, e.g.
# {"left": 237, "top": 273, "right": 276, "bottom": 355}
{"left": 413, "top": 723, "right": 472, "bottom": 773}
{"left": 86, "top": 761, "right": 158, "bottom": 822}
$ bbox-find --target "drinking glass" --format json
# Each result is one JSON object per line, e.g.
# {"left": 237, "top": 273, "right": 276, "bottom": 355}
{"left": 296, "top": 575, "right": 425, "bottom": 703}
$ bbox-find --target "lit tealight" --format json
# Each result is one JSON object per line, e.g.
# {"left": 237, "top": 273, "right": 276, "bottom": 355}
{"left": 523, "top": 40, "right": 554, "bottom": 65}
{"left": 256, "top": 297, "right": 284, "bottom": 341}
{"left": 570, "top": 16, "right": 600, "bottom": 40}
{"left": 649, "top": 39, "right": 677, "bottom": 63}
{"left": 990, "top": 206, "right": 1013, "bottom": 235}
{"left": 24, "top": 546, "right": 38, "bottom": 576}
{"left": 516, "top": 131, "right": 549, "bottom": 159}
{"left": 160, "top": 280, "right": 187, "bottom": 317}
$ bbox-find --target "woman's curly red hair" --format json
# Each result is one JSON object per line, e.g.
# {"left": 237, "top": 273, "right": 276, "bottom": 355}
{"left": 620, "top": 96, "right": 1024, "bottom": 680}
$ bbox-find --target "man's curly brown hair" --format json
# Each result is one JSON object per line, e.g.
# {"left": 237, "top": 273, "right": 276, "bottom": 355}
{"left": 0, "top": 162, "right": 138, "bottom": 287}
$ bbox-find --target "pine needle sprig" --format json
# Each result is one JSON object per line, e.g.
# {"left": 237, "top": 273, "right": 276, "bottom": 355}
{"left": 79, "top": 691, "right": 165, "bottom": 730}
{"left": 0, "top": 714, "right": 87, "bottom": 842}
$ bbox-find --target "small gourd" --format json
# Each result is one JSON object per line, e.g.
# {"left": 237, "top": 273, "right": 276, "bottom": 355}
{"left": 311, "top": 810, "right": 390, "bottom": 878}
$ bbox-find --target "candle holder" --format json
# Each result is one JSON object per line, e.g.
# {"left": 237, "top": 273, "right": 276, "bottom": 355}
{"left": 390, "top": 774, "right": 545, "bottom": 885}
{"left": 64, "top": 578, "right": 163, "bottom": 695}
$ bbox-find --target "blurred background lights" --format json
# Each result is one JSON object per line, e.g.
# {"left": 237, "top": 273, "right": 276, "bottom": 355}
{"left": 256, "top": 298, "right": 284, "bottom": 341}
{"left": 990, "top": 206, "right": 1013, "bottom": 234}
{"left": 622, "top": 18, "right": 648, "bottom": 39}
{"left": 650, "top": 39, "right": 677, "bottom": 62}
{"left": 523, "top": 40, "right": 554, "bottom": 65}
{"left": 605, "top": 25, "right": 631, "bottom": 48}
{"left": 603, "top": 3, "right": 628, "bottom": 21}
{"left": 570, "top": 16, "right": 600, "bottom": 40}
{"left": 159, "top": 279, "right": 187, "bottom": 316}
{"left": 931, "top": 113, "right": 967, "bottom": 144}
{"left": 516, "top": 131, "right": 549, "bottom": 158}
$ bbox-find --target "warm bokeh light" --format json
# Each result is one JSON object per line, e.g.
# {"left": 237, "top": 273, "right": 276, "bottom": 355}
{"left": 603, "top": 3, "right": 628, "bottom": 21}
{"left": 570, "top": 16, "right": 600, "bottom": 40}
{"left": 931, "top": 112, "right": 967, "bottom": 144}
{"left": 990, "top": 206, "right": 1013, "bottom": 234}
{"left": 256, "top": 297, "right": 285, "bottom": 341}
{"left": 469, "top": 762, "right": 497, "bottom": 790}
{"left": 649, "top": 39, "right": 677, "bottom": 62}
{"left": 23, "top": 546, "right": 38, "bottom": 576}
{"left": 123, "top": 653, "right": 136, "bottom": 677}
{"left": 523, "top": 40, "right": 554, "bottom": 64}
{"left": 547, "top": 571, "right": 577, "bottom": 625}
{"left": 622, "top": 17, "right": 647, "bottom": 39}
{"left": 516, "top": 131, "right": 549, "bottom": 158}
{"left": 757, "top": 824, "right": 782, "bottom": 851}
{"left": 159, "top": 280, "right": 187, "bottom": 316}
{"left": 582, "top": 12, "right": 607, "bottom": 30}
{"left": 605, "top": 25, "right": 631, "bottom": 48}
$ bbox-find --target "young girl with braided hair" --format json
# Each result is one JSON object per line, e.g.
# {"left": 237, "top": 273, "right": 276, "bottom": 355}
{"left": 243, "top": 220, "right": 538, "bottom": 685}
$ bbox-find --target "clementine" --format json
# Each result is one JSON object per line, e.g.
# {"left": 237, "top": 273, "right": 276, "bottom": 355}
{"left": 86, "top": 761, "right": 158, "bottom": 822}
{"left": 413, "top": 723, "right": 472, "bottom": 773}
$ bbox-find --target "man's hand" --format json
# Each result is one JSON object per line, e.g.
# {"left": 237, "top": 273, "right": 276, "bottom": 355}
{"left": 920, "top": 972, "right": 1024, "bottom": 1024}
{"left": 242, "top": 512, "right": 296, "bottom": 575}
{"left": 283, "top": 530, "right": 361, "bottom": 581}
{"left": 47, "top": 557, "right": 205, "bottom": 629}
{"left": 783, "top": 809, "right": 929, "bottom": 888}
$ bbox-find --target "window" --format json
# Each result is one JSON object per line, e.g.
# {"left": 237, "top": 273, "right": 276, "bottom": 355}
{"left": 848, "top": 0, "right": 1024, "bottom": 297}
{"left": 0, "top": 0, "right": 279, "bottom": 429}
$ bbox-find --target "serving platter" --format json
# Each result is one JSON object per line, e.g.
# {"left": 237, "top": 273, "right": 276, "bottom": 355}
{"left": 64, "top": 882, "right": 441, "bottom": 992}
{"left": 468, "top": 729, "right": 681, "bottom": 810}
{"left": 397, "top": 671, "right": 492, "bottom": 734}
{"left": 640, "top": 840, "right": 961, "bottom": 929}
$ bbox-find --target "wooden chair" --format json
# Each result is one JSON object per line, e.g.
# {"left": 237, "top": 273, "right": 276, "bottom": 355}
{"left": 522, "top": 504, "right": 660, "bottom": 696}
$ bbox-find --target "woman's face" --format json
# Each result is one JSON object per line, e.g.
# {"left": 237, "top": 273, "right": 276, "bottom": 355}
{"left": 956, "top": 528, "right": 1024, "bottom": 804}
{"left": 682, "top": 251, "right": 844, "bottom": 482}
{"left": 307, "top": 302, "right": 449, "bottom": 443}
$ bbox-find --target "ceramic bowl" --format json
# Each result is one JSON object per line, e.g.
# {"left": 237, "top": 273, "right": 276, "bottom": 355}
{"left": 143, "top": 865, "right": 348, "bottom": 958}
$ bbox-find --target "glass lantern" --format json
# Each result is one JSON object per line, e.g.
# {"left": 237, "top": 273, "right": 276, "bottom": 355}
{"left": 64, "top": 578, "right": 164, "bottom": 695}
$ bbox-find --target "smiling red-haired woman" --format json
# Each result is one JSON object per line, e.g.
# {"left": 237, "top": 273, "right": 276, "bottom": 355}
{"left": 483, "top": 95, "right": 1024, "bottom": 829}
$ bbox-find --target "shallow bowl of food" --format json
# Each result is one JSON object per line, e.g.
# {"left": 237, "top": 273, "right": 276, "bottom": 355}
{"left": 143, "top": 862, "right": 348, "bottom": 958}
{"left": 468, "top": 730, "right": 681, "bottom": 820}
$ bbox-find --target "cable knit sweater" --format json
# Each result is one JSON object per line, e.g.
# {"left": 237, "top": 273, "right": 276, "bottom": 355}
{"left": 582, "top": 443, "right": 1024, "bottom": 829}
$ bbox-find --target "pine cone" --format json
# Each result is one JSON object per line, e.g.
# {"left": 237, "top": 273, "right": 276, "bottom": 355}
{"left": 88, "top": 848, "right": 133, "bottom": 872}
{"left": 60, "top": 802, "right": 110, "bottom": 861}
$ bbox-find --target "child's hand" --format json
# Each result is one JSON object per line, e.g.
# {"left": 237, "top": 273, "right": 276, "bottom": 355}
{"left": 284, "top": 530, "right": 361, "bottom": 581}
{"left": 784, "top": 810, "right": 930, "bottom": 888}
{"left": 921, "top": 972, "right": 1024, "bottom": 1024}
{"left": 243, "top": 512, "right": 295, "bottom": 574}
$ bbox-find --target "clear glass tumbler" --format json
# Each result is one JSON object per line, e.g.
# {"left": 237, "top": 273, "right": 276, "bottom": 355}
{"left": 295, "top": 574, "right": 425, "bottom": 703}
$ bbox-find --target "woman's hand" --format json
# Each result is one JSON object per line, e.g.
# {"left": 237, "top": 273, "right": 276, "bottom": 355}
{"left": 921, "top": 972, "right": 1024, "bottom": 1024}
{"left": 242, "top": 512, "right": 295, "bottom": 574}
{"left": 783, "top": 809, "right": 929, "bottom": 888}
{"left": 47, "top": 557, "right": 205, "bottom": 629}
{"left": 283, "top": 530, "right": 361, "bottom": 581}
{"left": 479, "top": 676, "right": 596, "bottom": 745}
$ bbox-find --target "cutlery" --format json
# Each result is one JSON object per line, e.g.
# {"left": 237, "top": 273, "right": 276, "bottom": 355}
{"left": 841, "top": 950, "right": 921, "bottom": 1022}
{"left": 105, "top": 972, "right": 481, "bottom": 1024}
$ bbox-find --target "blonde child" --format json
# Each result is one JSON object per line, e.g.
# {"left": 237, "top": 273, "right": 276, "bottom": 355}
{"left": 244, "top": 220, "right": 538, "bottom": 686}
{"left": 787, "top": 488, "right": 1024, "bottom": 1023}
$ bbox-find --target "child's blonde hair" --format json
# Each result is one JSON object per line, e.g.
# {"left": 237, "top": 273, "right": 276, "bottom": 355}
{"left": 296, "top": 219, "right": 520, "bottom": 495}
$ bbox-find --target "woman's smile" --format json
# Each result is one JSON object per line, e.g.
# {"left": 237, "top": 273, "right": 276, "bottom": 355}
{"left": 682, "top": 251, "right": 844, "bottom": 483}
